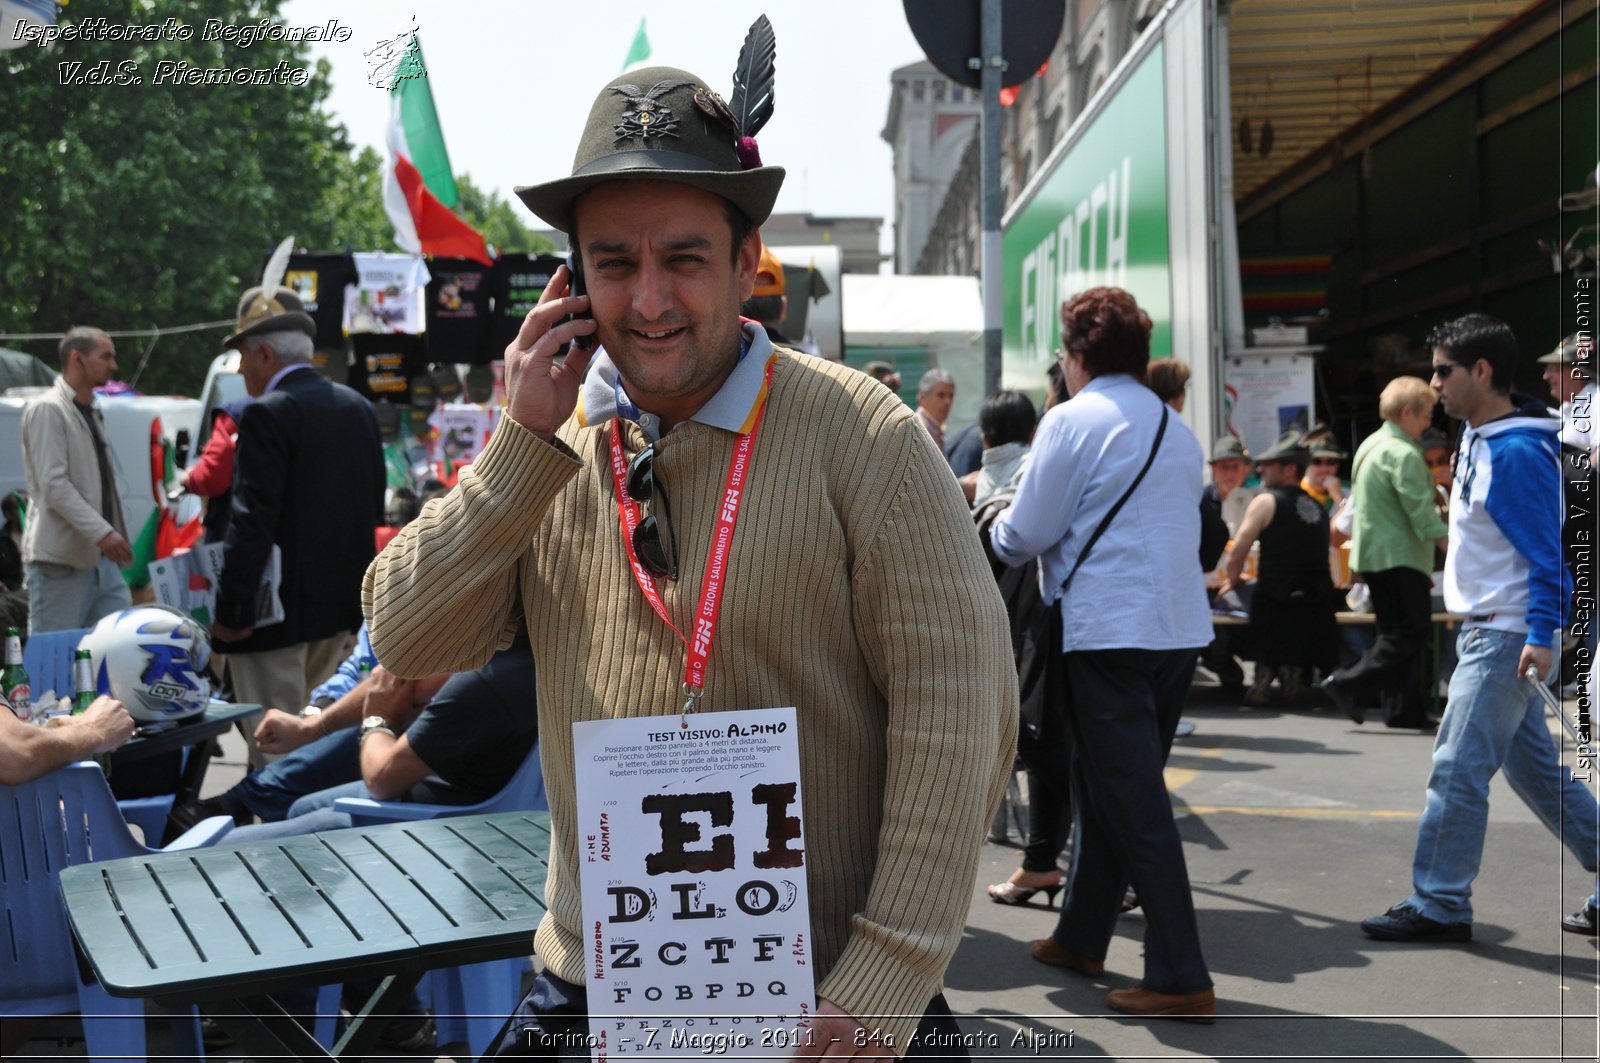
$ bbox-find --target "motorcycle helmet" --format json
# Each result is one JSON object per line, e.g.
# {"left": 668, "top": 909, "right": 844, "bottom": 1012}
{"left": 77, "top": 606, "right": 210, "bottom": 722}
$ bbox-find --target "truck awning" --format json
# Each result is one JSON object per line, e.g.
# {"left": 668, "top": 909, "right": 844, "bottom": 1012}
{"left": 1229, "top": 0, "right": 1547, "bottom": 210}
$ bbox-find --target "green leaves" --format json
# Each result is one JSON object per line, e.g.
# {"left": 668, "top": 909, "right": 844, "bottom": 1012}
{"left": 454, "top": 173, "right": 558, "bottom": 257}
{"left": 0, "top": 0, "right": 399, "bottom": 394}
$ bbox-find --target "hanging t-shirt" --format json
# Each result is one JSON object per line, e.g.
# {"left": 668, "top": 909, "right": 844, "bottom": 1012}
{"left": 344, "top": 252, "right": 431, "bottom": 335}
{"left": 491, "top": 254, "right": 564, "bottom": 352}
{"left": 283, "top": 252, "right": 357, "bottom": 351}
{"left": 347, "top": 333, "right": 427, "bottom": 405}
{"left": 425, "top": 257, "right": 496, "bottom": 364}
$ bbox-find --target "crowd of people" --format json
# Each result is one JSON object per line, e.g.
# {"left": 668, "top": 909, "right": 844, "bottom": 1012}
{"left": 3, "top": 52, "right": 1595, "bottom": 1058}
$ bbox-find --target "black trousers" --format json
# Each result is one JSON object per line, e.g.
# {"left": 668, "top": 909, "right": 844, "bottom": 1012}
{"left": 1017, "top": 656, "right": 1074, "bottom": 874}
{"left": 484, "top": 970, "right": 968, "bottom": 1060}
{"left": 1021, "top": 762, "right": 1072, "bottom": 872}
{"left": 1051, "top": 647, "right": 1211, "bottom": 996}
{"left": 1329, "top": 567, "right": 1432, "bottom": 720}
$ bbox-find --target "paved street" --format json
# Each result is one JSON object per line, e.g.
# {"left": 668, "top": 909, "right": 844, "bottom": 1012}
{"left": 953, "top": 680, "right": 1600, "bottom": 1061}
{"left": 14, "top": 678, "right": 1599, "bottom": 1061}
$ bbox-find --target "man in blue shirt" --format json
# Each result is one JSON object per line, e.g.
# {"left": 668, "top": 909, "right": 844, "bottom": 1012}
{"left": 1361, "top": 313, "right": 1599, "bottom": 942}
{"left": 165, "top": 625, "right": 428, "bottom": 835}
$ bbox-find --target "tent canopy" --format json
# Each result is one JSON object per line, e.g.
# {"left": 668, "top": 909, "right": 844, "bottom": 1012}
{"left": 0, "top": 347, "right": 58, "bottom": 392}
{"left": 842, "top": 274, "right": 984, "bottom": 431}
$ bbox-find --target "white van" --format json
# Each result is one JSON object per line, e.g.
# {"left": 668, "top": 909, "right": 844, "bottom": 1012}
{"left": 194, "top": 351, "right": 248, "bottom": 445}
{"left": 0, "top": 390, "right": 202, "bottom": 545}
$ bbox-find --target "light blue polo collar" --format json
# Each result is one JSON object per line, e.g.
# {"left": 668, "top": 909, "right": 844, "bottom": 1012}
{"left": 577, "top": 321, "right": 774, "bottom": 443}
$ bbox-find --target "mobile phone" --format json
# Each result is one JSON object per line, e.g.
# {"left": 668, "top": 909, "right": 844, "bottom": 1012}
{"left": 561, "top": 251, "right": 597, "bottom": 357}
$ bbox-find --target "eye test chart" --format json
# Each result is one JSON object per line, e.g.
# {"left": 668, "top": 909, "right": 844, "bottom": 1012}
{"left": 573, "top": 707, "right": 815, "bottom": 1060}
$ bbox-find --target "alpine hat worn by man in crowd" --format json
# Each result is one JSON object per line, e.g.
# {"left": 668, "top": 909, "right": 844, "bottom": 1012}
{"left": 213, "top": 275, "right": 385, "bottom": 770}
{"left": 365, "top": 65, "right": 1016, "bottom": 1058}
{"left": 20, "top": 327, "right": 134, "bottom": 632}
{"left": 1540, "top": 332, "right": 1596, "bottom": 460}
{"left": 1361, "top": 313, "right": 1600, "bottom": 943}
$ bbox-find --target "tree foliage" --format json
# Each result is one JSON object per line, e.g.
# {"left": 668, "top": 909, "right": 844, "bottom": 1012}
{"left": 0, "top": 0, "right": 398, "bottom": 394}
{"left": 455, "top": 174, "right": 559, "bottom": 257}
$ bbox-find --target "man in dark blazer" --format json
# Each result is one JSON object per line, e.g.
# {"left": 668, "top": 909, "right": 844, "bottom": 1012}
{"left": 212, "top": 284, "right": 384, "bottom": 769}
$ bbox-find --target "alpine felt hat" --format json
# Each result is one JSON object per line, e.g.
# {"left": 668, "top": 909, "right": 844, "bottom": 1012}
{"left": 223, "top": 285, "right": 315, "bottom": 351}
{"left": 1210, "top": 436, "right": 1250, "bottom": 463}
{"left": 1536, "top": 332, "right": 1595, "bottom": 375}
{"left": 1310, "top": 440, "right": 1348, "bottom": 460}
{"left": 516, "top": 66, "right": 786, "bottom": 234}
{"left": 1256, "top": 429, "right": 1310, "bottom": 465}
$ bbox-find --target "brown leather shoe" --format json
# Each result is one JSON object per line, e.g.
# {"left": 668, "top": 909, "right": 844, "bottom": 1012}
{"left": 1029, "top": 938, "right": 1105, "bottom": 976}
{"left": 1107, "top": 986, "right": 1216, "bottom": 1023}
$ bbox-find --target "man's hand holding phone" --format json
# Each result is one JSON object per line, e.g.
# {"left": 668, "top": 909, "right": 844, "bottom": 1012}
{"left": 559, "top": 250, "right": 598, "bottom": 359}
{"left": 504, "top": 261, "right": 598, "bottom": 441}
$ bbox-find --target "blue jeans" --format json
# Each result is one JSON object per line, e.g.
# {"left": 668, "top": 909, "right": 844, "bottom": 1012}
{"left": 1406, "top": 626, "right": 1600, "bottom": 923}
{"left": 224, "top": 780, "right": 370, "bottom": 843}
{"left": 25, "top": 557, "right": 130, "bottom": 634}
{"left": 227, "top": 727, "right": 361, "bottom": 821}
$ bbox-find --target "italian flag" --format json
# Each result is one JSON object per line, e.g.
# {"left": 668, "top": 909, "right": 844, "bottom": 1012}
{"left": 383, "top": 33, "right": 492, "bottom": 265}
{"left": 621, "top": 19, "right": 651, "bottom": 72}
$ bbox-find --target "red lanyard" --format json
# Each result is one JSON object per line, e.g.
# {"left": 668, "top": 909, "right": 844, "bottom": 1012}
{"left": 608, "top": 359, "right": 774, "bottom": 714}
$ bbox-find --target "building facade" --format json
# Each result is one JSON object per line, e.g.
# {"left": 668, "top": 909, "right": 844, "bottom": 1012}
{"left": 880, "top": 59, "right": 982, "bottom": 274}
{"left": 907, "top": 0, "right": 1166, "bottom": 278}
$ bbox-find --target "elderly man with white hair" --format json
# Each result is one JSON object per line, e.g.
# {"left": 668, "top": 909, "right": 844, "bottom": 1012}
{"left": 211, "top": 284, "right": 385, "bottom": 769}
{"left": 916, "top": 367, "right": 956, "bottom": 453}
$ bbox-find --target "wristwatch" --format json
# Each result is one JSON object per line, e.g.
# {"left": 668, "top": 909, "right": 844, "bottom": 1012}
{"left": 299, "top": 704, "right": 323, "bottom": 720}
{"left": 359, "top": 714, "right": 396, "bottom": 743}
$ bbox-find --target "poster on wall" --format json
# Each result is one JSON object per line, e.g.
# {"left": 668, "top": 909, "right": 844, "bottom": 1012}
{"left": 1223, "top": 350, "right": 1318, "bottom": 459}
{"left": 573, "top": 707, "right": 815, "bottom": 1059}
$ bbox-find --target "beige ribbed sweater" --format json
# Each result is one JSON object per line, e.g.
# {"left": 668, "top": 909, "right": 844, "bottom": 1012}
{"left": 364, "top": 352, "right": 1016, "bottom": 1052}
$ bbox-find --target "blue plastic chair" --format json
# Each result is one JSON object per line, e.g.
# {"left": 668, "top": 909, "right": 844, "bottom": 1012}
{"left": 21, "top": 626, "right": 88, "bottom": 707}
{"left": 0, "top": 761, "right": 234, "bottom": 1062}
{"left": 334, "top": 743, "right": 547, "bottom": 1056}
{"left": 23, "top": 625, "right": 181, "bottom": 842}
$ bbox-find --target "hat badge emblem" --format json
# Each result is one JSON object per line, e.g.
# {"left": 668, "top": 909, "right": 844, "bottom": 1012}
{"left": 611, "top": 78, "right": 694, "bottom": 141}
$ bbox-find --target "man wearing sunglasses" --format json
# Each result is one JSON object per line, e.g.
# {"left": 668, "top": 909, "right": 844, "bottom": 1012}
{"left": 365, "top": 66, "right": 1016, "bottom": 1058}
{"left": 1361, "top": 313, "right": 1598, "bottom": 943}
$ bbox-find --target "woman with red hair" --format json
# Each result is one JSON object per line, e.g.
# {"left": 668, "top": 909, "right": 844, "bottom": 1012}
{"left": 990, "top": 287, "right": 1216, "bottom": 1022}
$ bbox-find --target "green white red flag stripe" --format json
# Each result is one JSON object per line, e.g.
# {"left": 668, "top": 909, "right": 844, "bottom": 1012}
{"left": 383, "top": 33, "right": 491, "bottom": 265}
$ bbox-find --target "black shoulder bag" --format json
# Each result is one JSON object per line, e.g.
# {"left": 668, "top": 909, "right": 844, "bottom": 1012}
{"left": 1043, "top": 404, "right": 1170, "bottom": 721}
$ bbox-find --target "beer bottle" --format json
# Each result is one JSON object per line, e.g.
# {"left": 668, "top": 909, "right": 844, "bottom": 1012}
{"left": 73, "top": 649, "right": 97, "bottom": 714}
{"left": 2, "top": 627, "right": 31, "bottom": 722}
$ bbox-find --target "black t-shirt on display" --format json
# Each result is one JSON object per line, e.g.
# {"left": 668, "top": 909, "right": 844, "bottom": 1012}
{"left": 491, "top": 254, "right": 564, "bottom": 353}
{"left": 425, "top": 257, "right": 496, "bottom": 365}
{"left": 347, "top": 333, "right": 427, "bottom": 406}
{"left": 284, "top": 253, "right": 357, "bottom": 352}
{"left": 403, "top": 636, "right": 538, "bottom": 806}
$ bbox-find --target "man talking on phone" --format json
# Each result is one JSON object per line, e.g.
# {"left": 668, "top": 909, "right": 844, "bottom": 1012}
{"left": 365, "top": 65, "right": 1015, "bottom": 1059}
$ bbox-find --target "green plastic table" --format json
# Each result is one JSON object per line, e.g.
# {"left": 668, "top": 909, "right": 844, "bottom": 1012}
{"left": 60, "top": 810, "right": 551, "bottom": 1059}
